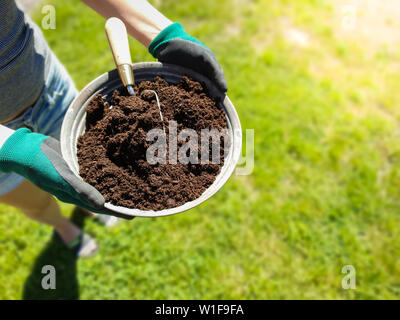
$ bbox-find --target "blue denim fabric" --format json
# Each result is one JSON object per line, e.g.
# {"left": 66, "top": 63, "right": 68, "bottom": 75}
{"left": 0, "top": 53, "right": 78, "bottom": 195}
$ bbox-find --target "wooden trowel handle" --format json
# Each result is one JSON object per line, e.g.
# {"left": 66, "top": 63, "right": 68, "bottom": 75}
{"left": 105, "top": 17, "right": 134, "bottom": 87}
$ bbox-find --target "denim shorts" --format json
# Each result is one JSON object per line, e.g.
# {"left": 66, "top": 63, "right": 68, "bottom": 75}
{"left": 0, "top": 53, "right": 78, "bottom": 195}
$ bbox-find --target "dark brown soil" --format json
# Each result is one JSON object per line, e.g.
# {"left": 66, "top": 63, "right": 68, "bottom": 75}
{"left": 77, "top": 76, "right": 229, "bottom": 210}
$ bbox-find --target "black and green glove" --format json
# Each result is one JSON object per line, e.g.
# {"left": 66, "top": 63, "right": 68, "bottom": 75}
{"left": 149, "top": 22, "right": 228, "bottom": 93}
{"left": 0, "top": 128, "right": 105, "bottom": 213}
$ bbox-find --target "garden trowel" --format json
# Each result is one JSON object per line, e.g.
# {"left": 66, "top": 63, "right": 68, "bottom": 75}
{"left": 105, "top": 17, "right": 135, "bottom": 96}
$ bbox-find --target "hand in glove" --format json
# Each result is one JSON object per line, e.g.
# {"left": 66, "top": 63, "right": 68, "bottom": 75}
{"left": 0, "top": 128, "right": 105, "bottom": 213}
{"left": 149, "top": 22, "right": 227, "bottom": 93}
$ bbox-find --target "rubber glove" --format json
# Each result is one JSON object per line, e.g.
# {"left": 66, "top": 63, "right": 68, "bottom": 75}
{"left": 0, "top": 128, "right": 105, "bottom": 213}
{"left": 148, "top": 22, "right": 228, "bottom": 93}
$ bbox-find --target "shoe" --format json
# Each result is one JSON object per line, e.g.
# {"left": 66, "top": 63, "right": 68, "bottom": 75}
{"left": 95, "top": 214, "right": 120, "bottom": 228}
{"left": 54, "top": 231, "right": 98, "bottom": 258}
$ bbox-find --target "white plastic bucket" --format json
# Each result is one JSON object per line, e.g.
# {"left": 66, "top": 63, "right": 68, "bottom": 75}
{"left": 61, "top": 62, "right": 242, "bottom": 218}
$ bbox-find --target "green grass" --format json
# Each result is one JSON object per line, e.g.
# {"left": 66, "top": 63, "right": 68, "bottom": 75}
{"left": 1, "top": 0, "right": 400, "bottom": 299}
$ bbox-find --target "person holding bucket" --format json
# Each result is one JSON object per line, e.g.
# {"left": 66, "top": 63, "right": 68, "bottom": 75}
{"left": 0, "top": 0, "right": 227, "bottom": 257}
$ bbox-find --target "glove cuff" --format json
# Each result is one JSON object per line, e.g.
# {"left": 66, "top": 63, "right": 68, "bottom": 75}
{"left": 148, "top": 22, "right": 206, "bottom": 58}
{"left": 0, "top": 128, "right": 46, "bottom": 174}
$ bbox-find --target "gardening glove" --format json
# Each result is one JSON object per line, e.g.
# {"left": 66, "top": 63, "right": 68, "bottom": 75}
{"left": 0, "top": 128, "right": 105, "bottom": 213}
{"left": 149, "top": 22, "right": 228, "bottom": 93}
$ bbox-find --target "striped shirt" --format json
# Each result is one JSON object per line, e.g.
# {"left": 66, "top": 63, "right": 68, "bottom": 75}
{"left": 0, "top": 0, "right": 51, "bottom": 122}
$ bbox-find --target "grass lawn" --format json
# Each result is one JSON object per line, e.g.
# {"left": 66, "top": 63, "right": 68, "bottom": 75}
{"left": 1, "top": 0, "right": 400, "bottom": 299}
